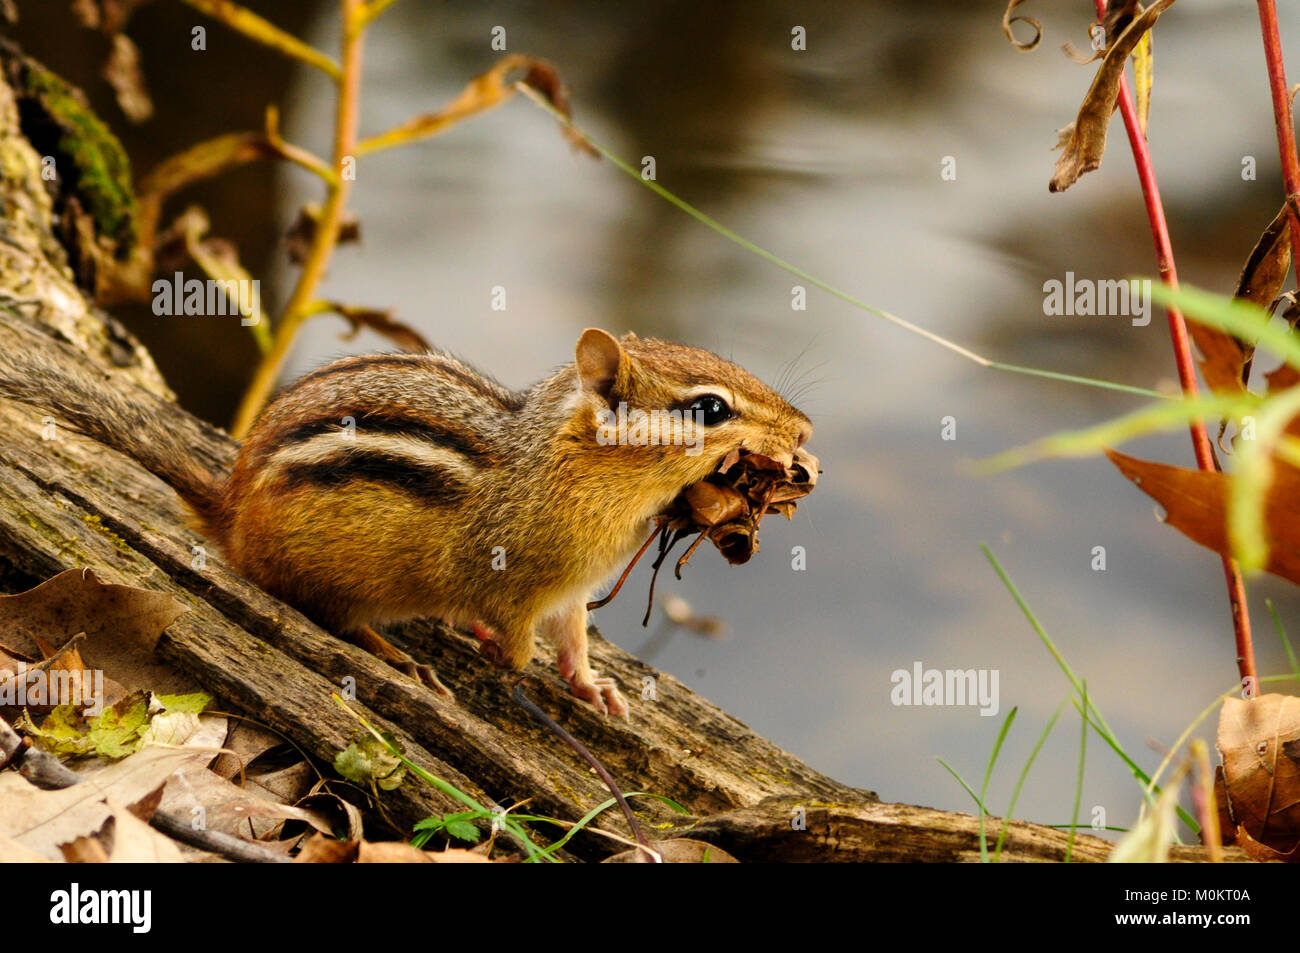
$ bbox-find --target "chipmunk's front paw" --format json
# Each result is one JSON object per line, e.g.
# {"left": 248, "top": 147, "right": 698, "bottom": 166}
{"left": 568, "top": 673, "right": 629, "bottom": 717}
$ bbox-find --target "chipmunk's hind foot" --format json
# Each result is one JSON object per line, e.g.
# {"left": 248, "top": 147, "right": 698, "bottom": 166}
{"left": 347, "top": 624, "right": 455, "bottom": 699}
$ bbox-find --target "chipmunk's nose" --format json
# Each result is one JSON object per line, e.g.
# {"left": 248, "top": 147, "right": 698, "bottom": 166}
{"left": 796, "top": 421, "right": 813, "bottom": 448}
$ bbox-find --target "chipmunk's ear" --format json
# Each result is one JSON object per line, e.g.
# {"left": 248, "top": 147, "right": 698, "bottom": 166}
{"left": 576, "top": 328, "right": 628, "bottom": 399}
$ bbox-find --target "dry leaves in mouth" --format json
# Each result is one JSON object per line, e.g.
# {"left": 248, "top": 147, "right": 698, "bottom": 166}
{"left": 588, "top": 447, "right": 820, "bottom": 624}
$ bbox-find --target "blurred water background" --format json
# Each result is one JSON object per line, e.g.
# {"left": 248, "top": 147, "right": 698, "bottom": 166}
{"left": 20, "top": 0, "right": 1300, "bottom": 836}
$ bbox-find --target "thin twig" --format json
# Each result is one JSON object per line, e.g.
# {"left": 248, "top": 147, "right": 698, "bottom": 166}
{"left": 511, "top": 685, "right": 658, "bottom": 863}
{"left": 1094, "top": 0, "right": 1256, "bottom": 690}
{"left": 1257, "top": 1, "right": 1300, "bottom": 239}
{"left": 231, "top": 0, "right": 366, "bottom": 438}
{"left": 586, "top": 523, "right": 661, "bottom": 610}
{"left": 181, "top": 0, "right": 341, "bottom": 80}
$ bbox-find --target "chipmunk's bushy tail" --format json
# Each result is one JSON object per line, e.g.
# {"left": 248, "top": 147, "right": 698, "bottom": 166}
{"left": 0, "top": 315, "right": 227, "bottom": 532}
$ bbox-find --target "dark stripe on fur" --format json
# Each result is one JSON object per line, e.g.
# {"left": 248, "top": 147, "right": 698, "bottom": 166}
{"left": 272, "top": 411, "right": 497, "bottom": 466}
{"left": 278, "top": 449, "right": 467, "bottom": 504}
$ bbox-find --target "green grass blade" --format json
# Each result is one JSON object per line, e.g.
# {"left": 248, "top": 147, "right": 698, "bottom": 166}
{"left": 978, "top": 707, "right": 1018, "bottom": 863}
{"left": 1074, "top": 699, "right": 1197, "bottom": 834}
{"left": 1267, "top": 599, "right": 1300, "bottom": 682}
{"left": 982, "top": 546, "right": 1201, "bottom": 834}
{"left": 977, "top": 393, "right": 1258, "bottom": 474}
{"left": 994, "top": 695, "right": 1069, "bottom": 860}
{"left": 1066, "top": 681, "right": 1087, "bottom": 863}
{"left": 1146, "top": 282, "right": 1300, "bottom": 370}
{"left": 936, "top": 756, "right": 988, "bottom": 813}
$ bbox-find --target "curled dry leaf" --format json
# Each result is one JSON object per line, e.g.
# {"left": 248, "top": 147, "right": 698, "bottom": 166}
{"left": 1263, "top": 289, "right": 1300, "bottom": 407}
{"left": 1230, "top": 203, "right": 1293, "bottom": 387}
{"left": 1061, "top": 38, "right": 1103, "bottom": 67}
{"left": 1266, "top": 358, "right": 1300, "bottom": 396}
{"left": 1189, "top": 204, "right": 1293, "bottom": 449}
{"left": 0, "top": 745, "right": 195, "bottom": 860}
{"left": 1103, "top": 0, "right": 1142, "bottom": 44}
{"left": 1050, "top": 0, "right": 1176, "bottom": 193}
{"left": 155, "top": 205, "right": 267, "bottom": 343}
{"left": 59, "top": 798, "right": 186, "bottom": 863}
{"left": 358, "top": 54, "right": 597, "bottom": 158}
{"left": 662, "top": 446, "right": 820, "bottom": 568}
{"left": 0, "top": 635, "right": 111, "bottom": 719}
{"left": 284, "top": 202, "right": 360, "bottom": 265}
{"left": 327, "top": 302, "right": 431, "bottom": 353}
{"left": 293, "top": 833, "right": 490, "bottom": 863}
{"left": 1217, "top": 695, "right": 1300, "bottom": 860}
{"left": 1001, "top": 0, "right": 1042, "bottom": 51}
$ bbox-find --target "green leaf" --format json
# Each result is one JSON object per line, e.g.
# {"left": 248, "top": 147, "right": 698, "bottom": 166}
{"left": 443, "top": 819, "right": 481, "bottom": 843}
{"left": 334, "top": 734, "right": 407, "bottom": 790}
{"left": 154, "top": 691, "right": 213, "bottom": 714}
{"left": 19, "top": 704, "right": 93, "bottom": 756}
{"left": 86, "top": 691, "right": 150, "bottom": 758}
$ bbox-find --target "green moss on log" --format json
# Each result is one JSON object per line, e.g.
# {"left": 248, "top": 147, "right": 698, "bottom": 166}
{"left": 12, "top": 53, "right": 137, "bottom": 247}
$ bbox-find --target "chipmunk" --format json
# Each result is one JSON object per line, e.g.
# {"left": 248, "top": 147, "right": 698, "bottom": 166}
{"left": 0, "top": 326, "right": 813, "bottom": 715}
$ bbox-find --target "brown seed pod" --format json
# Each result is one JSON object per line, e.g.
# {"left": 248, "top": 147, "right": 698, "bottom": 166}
{"left": 587, "top": 447, "right": 822, "bottom": 622}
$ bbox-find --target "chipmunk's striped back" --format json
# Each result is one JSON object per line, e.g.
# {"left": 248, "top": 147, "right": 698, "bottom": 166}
{"left": 213, "top": 350, "right": 524, "bottom": 559}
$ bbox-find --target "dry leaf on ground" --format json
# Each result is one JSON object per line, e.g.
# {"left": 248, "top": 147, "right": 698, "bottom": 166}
{"left": 1217, "top": 694, "right": 1300, "bottom": 861}
{"left": 0, "top": 568, "right": 189, "bottom": 694}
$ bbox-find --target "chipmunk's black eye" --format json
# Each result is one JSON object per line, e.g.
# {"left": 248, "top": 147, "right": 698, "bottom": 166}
{"left": 688, "top": 394, "right": 733, "bottom": 426}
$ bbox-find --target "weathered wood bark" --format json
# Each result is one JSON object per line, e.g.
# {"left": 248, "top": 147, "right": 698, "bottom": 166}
{"left": 0, "top": 46, "right": 1243, "bottom": 862}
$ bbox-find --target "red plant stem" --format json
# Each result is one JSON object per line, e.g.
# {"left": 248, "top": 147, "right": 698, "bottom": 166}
{"left": 1095, "top": 0, "right": 1257, "bottom": 690}
{"left": 1258, "top": 1, "right": 1300, "bottom": 240}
